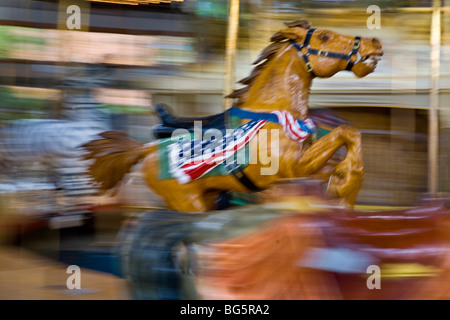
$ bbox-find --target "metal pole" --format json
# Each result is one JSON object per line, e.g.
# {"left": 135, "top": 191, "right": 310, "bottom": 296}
{"left": 223, "top": 0, "right": 240, "bottom": 109}
{"left": 428, "top": 0, "right": 441, "bottom": 195}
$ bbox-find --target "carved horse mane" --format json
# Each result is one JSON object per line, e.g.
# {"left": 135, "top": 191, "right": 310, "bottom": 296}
{"left": 226, "top": 19, "right": 313, "bottom": 107}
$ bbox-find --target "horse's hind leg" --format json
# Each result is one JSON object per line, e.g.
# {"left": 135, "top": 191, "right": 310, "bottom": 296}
{"left": 158, "top": 189, "right": 210, "bottom": 212}
{"left": 296, "top": 125, "right": 364, "bottom": 206}
{"left": 165, "top": 187, "right": 226, "bottom": 212}
{"left": 148, "top": 180, "right": 213, "bottom": 212}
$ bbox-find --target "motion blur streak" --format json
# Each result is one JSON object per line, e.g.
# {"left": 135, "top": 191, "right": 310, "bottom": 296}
{"left": 1, "top": 0, "right": 450, "bottom": 300}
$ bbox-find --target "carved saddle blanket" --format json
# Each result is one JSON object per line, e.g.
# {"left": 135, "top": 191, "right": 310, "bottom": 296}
{"left": 158, "top": 108, "right": 316, "bottom": 183}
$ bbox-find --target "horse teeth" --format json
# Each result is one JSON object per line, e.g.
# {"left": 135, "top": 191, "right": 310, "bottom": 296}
{"left": 362, "top": 55, "right": 381, "bottom": 64}
{"left": 361, "top": 55, "right": 381, "bottom": 66}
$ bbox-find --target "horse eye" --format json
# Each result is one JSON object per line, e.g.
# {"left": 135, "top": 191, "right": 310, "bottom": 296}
{"left": 319, "top": 34, "right": 329, "bottom": 42}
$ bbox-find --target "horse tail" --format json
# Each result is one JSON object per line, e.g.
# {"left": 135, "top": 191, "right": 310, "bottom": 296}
{"left": 81, "top": 131, "right": 156, "bottom": 193}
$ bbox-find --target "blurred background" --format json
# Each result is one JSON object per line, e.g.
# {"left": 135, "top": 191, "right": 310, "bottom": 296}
{"left": 0, "top": 0, "right": 449, "bottom": 300}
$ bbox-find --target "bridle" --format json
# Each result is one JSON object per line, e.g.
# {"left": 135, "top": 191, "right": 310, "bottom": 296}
{"left": 290, "top": 28, "right": 362, "bottom": 77}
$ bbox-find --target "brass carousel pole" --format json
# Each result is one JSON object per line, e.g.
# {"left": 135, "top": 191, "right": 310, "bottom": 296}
{"left": 223, "top": 0, "right": 240, "bottom": 109}
{"left": 429, "top": 0, "right": 441, "bottom": 195}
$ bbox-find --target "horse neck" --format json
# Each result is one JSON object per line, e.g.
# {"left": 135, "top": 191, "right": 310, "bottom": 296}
{"left": 240, "top": 44, "right": 313, "bottom": 120}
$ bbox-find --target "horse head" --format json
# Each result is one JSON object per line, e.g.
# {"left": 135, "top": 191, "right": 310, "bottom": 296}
{"left": 270, "top": 19, "right": 383, "bottom": 78}
{"left": 228, "top": 19, "right": 383, "bottom": 118}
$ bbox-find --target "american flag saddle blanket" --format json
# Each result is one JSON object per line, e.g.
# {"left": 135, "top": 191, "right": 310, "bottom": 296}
{"left": 158, "top": 108, "right": 316, "bottom": 184}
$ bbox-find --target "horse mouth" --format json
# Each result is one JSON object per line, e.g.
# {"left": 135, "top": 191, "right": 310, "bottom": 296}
{"left": 361, "top": 54, "right": 382, "bottom": 69}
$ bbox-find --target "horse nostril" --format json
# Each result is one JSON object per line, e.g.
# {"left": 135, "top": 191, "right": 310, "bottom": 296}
{"left": 372, "top": 37, "right": 382, "bottom": 47}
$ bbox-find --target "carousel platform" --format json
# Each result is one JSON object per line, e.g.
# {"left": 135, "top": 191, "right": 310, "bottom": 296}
{"left": 0, "top": 245, "right": 130, "bottom": 300}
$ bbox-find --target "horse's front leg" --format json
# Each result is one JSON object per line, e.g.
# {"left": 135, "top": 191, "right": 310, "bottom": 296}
{"left": 296, "top": 125, "right": 364, "bottom": 206}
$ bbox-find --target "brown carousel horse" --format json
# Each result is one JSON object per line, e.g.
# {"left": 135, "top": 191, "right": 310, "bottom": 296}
{"left": 82, "top": 19, "right": 383, "bottom": 212}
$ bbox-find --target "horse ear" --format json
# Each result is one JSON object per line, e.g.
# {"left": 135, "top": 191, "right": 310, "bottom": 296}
{"left": 284, "top": 19, "right": 312, "bottom": 29}
{"left": 270, "top": 29, "right": 301, "bottom": 42}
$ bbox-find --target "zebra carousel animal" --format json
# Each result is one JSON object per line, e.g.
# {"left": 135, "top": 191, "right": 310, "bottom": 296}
{"left": 0, "top": 64, "right": 112, "bottom": 224}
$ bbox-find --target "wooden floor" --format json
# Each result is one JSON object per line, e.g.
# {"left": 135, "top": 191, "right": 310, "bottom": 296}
{"left": 0, "top": 245, "right": 131, "bottom": 300}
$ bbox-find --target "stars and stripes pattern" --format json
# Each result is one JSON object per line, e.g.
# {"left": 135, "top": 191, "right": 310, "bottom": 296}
{"left": 272, "top": 110, "right": 316, "bottom": 142}
{"left": 168, "top": 109, "right": 316, "bottom": 184}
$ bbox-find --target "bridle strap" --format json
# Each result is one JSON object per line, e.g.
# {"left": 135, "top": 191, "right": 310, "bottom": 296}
{"left": 345, "top": 36, "right": 362, "bottom": 71}
{"left": 290, "top": 28, "right": 362, "bottom": 76}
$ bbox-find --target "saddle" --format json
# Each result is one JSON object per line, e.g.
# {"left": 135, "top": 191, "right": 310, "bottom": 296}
{"left": 152, "top": 103, "right": 348, "bottom": 139}
{"left": 152, "top": 104, "right": 232, "bottom": 139}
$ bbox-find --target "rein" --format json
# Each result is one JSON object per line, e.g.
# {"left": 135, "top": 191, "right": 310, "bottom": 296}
{"left": 290, "top": 28, "right": 361, "bottom": 77}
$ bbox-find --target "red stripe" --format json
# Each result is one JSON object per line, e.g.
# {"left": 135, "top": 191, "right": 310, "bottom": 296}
{"left": 281, "top": 112, "right": 300, "bottom": 140}
{"left": 178, "top": 120, "right": 267, "bottom": 181}
{"left": 286, "top": 114, "right": 303, "bottom": 139}
{"left": 280, "top": 111, "right": 307, "bottom": 140}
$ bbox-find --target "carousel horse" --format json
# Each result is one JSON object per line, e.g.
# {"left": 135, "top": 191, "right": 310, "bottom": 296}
{"left": 82, "top": 19, "right": 383, "bottom": 212}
